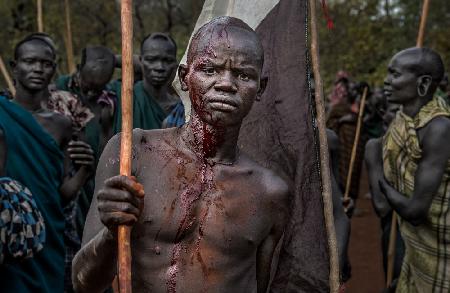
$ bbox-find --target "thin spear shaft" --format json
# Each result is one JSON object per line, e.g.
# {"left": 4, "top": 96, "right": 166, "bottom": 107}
{"left": 37, "top": 0, "right": 43, "bottom": 32}
{"left": 0, "top": 55, "right": 15, "bottom": 97}
{"left": 64, "top": 0, "right": 76, "bottom": 73}
{"left": 343, "top": 87, "right": 368, "bottom": 201}
{"left": 118, "top": 0, "right": 134, "bottom": 292}
{"left": 416, "top": 0, "right": 431, "bottom": 47}
{"left": 309, "top": 0, "right": 340, "bottom": 291}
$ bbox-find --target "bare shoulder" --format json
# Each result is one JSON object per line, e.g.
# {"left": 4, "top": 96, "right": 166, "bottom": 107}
{"left": 103, "top": 127, "right": 181, "bottom": 162}
{"left": 423, "top": 116, "right": 450, "bottom": 137}
{"left": 365, "top": 138, "right": 382, "bottom": 160}
{"left": 239, "top": 153, "right": 290, "bottom": 204}
{"left": 420, "top": 116, "right": 450, "bottom": 152}
{"left": 50, "top": 111, "right": 72, "bottom": 130}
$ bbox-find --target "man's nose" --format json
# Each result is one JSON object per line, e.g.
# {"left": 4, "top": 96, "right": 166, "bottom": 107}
{"left": 384, "top": 75, "right": 391, "bottom": 86}
{"left": 214, "top": 71, "right": 237, "bottom": 93}
{"left": 32, "top": 61, "right": 44, "bottom": 73}
{"left": 153, "top": 61, "right": 165, "bottom": 71}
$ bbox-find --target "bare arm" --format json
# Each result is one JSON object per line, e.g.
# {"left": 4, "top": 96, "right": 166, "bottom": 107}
{"left": 365, "top": 138, "right": 392, "bottom": 218}
{"left": 331, "top": 173, "right": 350, "bottom": 272}
{"left": 379, "top": 117, "right": 450, "bottom": 226}
{"left": 58, "top": 116, "right": 94, "bottom": 203}
{"left": 256, "top": 179, "right": 289, "bottom": 293}
{"left": 72, "top": 132, "right": 144, "bottom": 293}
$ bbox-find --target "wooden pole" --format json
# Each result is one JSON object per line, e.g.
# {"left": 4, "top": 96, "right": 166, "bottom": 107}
{"left": 416, "top": 0, "right": 431, "bottom": 47}
{"left": 37, "top": 0, "right": 43, "bottom": 32}
{"left": 386, "top": 212, "right": 397, "bottom": 286}
{"left": 343, "top": 87, "right": 368, "bottom": 201}
{"left": 309, "top": 0, "right": 340, "bottom": 291}
{"left": 386, "top": 1, "right": 430, "bottom": 287}
{"left": 0, "top": 55, "right": 15, "bottom": 97}
{"left": 64, "top": 0, "right": 76, "bottom": 73}
{"left": 118, "top": 0, "right": 134, "bottom": 292}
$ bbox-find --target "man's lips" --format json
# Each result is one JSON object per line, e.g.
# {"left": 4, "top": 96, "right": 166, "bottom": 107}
{"left": 29, "top": 77, "right": 45, "bottom": 83}
{"left": 208, "top": 97, "right": 238, "bottom": 112}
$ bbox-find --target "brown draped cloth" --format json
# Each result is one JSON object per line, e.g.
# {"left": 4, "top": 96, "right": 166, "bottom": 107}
{"left": 238, "top": 0, "right": 330, "bottom": 291}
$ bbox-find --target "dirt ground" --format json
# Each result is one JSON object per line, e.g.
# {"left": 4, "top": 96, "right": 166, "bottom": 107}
{"left": 344, "top": 168, "right": 385, "bottom": 293}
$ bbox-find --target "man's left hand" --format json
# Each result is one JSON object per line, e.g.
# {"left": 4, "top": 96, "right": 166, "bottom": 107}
{"left": 67, "top": 140, "right": 95, "bottom": 173}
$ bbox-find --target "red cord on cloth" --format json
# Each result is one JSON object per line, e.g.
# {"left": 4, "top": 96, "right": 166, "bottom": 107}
{"left": 321, "top": 0, "right": 334, "bottom": 29}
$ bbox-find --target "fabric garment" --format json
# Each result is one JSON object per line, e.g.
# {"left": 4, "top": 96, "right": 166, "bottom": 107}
{"left": 0, "top": 177, "right": 46, "bottom": 264}
{"left": 47, "top": 87, "right": 95, "bottom": 133}
{"left": 54, "top": 74, "right": 116, "bottom": 134}
{"left": 162, "top": 101, "right": 185, "bottom": 128}
{"left": 383, "top": 95, "right": 450, "bottom": 293}
{"left": 327, "top": 103, "right": 367, "bottom": 199}
{"left": 110, "top": 80, "right": 167, "bottom": 134}
{"left": 0, "top": 96, "right": 65, "bottom": 293}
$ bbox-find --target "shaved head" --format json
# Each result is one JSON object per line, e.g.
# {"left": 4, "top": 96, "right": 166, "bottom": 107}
{"left": 187, "top": 16, "right": 264, "bottom": 68}
{"left": 394, "top": 47, "right": 445, "bottom": 86}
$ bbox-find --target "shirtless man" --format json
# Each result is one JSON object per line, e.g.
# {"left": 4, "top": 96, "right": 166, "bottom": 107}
{"left": 72, "top": 16, "right": 288, "bottom": 293}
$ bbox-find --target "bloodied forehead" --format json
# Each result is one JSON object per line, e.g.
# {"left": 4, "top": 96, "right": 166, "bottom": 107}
{"left": 187, "top": 22, "right": 264, "bottom": 69}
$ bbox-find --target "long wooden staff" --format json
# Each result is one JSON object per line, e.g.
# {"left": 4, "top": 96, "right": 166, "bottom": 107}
{"left": 64, "top": 0, "right": 76, "bottom": 73}
{"left": 0, "top": 55, "right": 15, "bottom": 97}
{"left": 309, "top": 0, "right": 340, "bottom": 291}
{"left": 118, "top": 0, "right": 134, "bottom": 292}
{"left": 386, "top": 0, "right": 430, "bottom": 287}
{"left": 37, "top": 0, "right": 43, "bottom": 32}
{"left": 416, "top": 0, "right": 431, "bottom": 48}
{"left": 343, "top": 87, "right": 368, "bottom": 202}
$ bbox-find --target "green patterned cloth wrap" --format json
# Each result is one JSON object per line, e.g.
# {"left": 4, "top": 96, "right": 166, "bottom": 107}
{"left": 0, "top": 177, "right": 45, "bottom": 264}
{"left": 383, "top": 95, "right": 450, "bottom": 293}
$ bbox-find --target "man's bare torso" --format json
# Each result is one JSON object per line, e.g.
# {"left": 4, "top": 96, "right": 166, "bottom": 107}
{"left": 88, "top": 127, "right": 288, "bottom": 293}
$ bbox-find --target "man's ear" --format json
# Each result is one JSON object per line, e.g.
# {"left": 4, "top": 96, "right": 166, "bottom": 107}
{"left": 178, "top": 64, "right": 189, "bottom": 92}
{"left": 417, "top": 75, "right": 432, "bottom": 97}
{"left": 256, "top": 76, "right": 268, "bottom": 101}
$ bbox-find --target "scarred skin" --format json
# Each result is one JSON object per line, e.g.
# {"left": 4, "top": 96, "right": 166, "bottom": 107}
{"left": 72, "top": 18, "right": 288, "bottom": 293}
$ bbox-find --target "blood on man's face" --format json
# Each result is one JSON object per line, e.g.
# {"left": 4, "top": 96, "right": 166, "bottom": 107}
{"left": 184, "top": 26, "right": 264, "bottom": 127}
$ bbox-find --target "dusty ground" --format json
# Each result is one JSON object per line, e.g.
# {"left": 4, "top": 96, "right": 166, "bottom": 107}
{"left": 344, "top": 168, "right": 385, "bottom": 293}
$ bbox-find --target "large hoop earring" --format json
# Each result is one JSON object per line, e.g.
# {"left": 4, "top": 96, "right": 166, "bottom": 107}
{"left": 418, "top": 86, "right": 427, "bottom": 97}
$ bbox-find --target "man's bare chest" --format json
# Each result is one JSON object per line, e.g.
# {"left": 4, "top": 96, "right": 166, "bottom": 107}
{"left": 132, "top": 156, "right": 271, "bottom": 252}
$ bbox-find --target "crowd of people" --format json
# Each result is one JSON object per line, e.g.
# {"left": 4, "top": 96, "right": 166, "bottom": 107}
{"left": 326, "top": 48, "right": 450, "bottom": 292}
{"left": 0, "top": 29, "right": 185, "bottom": 292}
{"left": 0, "top": 13, "right": 449, "bottom": 293}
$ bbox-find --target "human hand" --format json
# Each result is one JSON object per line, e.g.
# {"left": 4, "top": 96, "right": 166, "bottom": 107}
{"left": 97, "top": 175, "right": 145, "bottom": 232}
{"left": 342, "top": 197, "right": 355, "bottom": 218}
{"left": 378, "top": 177, "right": 397, "bottom": 200}
{"left": 68, "top": 140, "right": 95, "bottom": 173}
